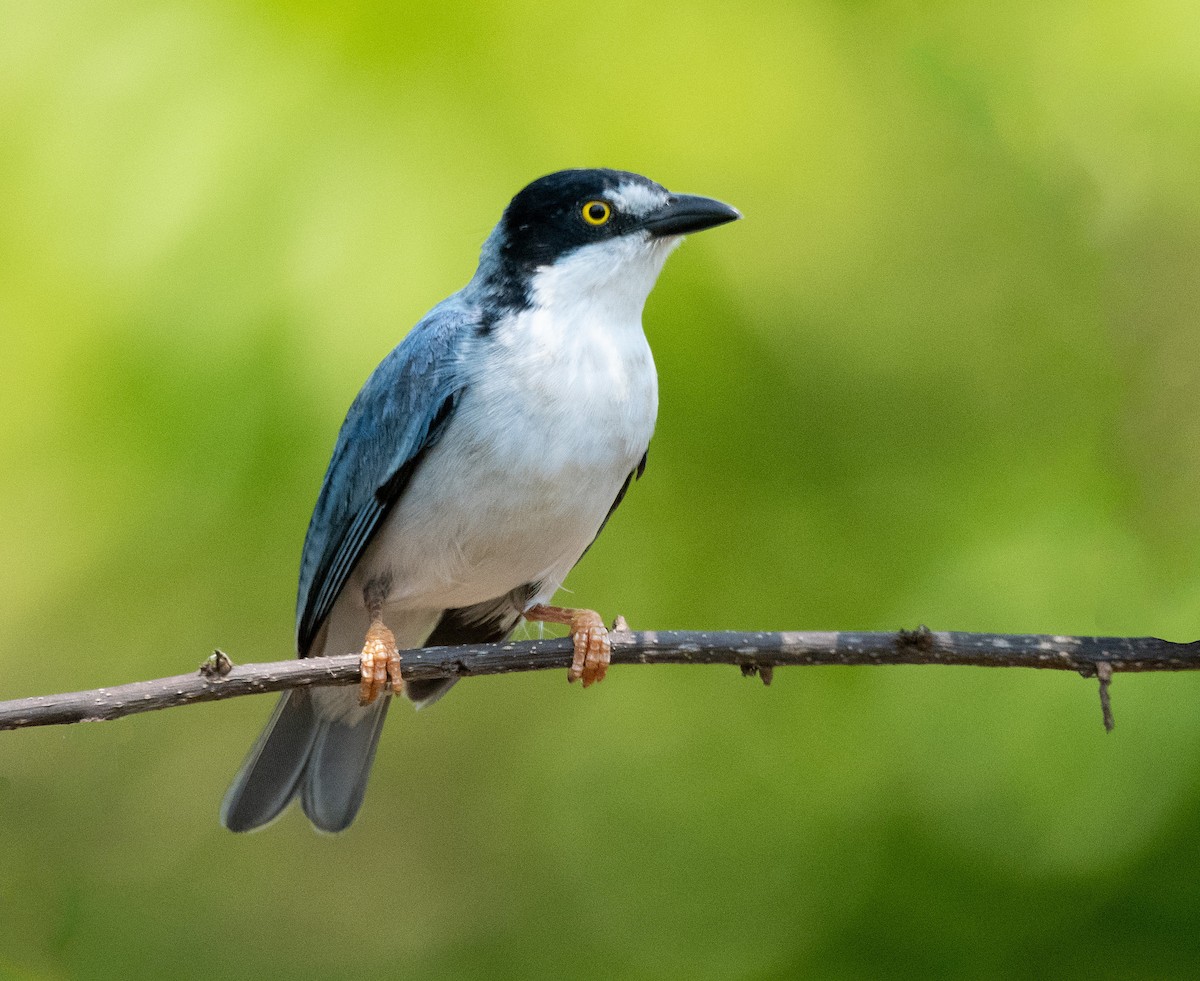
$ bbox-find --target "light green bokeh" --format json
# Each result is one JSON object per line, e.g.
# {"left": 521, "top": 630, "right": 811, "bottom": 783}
{"left": 3, "top": 1, "right": 1200, "bottom": 978}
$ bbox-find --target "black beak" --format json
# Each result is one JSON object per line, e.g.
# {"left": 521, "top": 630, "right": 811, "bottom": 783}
{"left": 640, "top": 193, "right": 741, "bottom": 238}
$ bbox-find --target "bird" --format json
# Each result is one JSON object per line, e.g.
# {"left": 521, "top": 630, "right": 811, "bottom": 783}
{"left": 220, "top": 168, "right": 740, "bottom": 833}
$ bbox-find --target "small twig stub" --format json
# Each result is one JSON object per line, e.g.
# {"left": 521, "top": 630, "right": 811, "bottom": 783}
{"left": 199, "top": 650, "right": 234, "bottom": 679}
{"left": 1096, "top": 661, "right": 1115, "bottom": 732}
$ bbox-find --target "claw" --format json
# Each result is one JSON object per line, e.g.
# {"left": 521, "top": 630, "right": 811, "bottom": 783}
{"left": 360, "top": 620, "right": 402, "bottom": 705}
{"left": 523, "top": 604, "right": 611, "bottom": 687}
{"left": 569, "top": 611, "right": 611, "bottom": 687}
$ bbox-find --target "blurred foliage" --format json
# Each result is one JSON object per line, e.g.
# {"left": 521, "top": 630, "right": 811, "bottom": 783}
{"left": 3, "top": 0, "right": 1200, "bottom": 977}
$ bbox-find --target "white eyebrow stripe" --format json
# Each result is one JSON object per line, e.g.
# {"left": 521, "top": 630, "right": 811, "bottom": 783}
{"left": 608, "top": 181, "right": 669, "bottom": 217}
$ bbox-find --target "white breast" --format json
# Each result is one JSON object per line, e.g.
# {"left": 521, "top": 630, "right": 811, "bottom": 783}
{"left": 357, "top": 236, "right": 670, "bottom": 617}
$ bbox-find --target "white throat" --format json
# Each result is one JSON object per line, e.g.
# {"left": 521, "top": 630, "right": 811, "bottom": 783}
{"left": 528, "top": 233, "right": 682, "bottom": 330}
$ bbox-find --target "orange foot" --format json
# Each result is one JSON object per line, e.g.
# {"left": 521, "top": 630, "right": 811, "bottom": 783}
{"left": 360, "top": 619, "right": 403, "bottom": 705}
{"left": 524, "top": 604, "right": 611, "bottom": 687}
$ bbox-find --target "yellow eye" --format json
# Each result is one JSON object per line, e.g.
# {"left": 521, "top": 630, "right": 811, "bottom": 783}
{"left": 581, "top": 200, "right": 611, "bottom": 226}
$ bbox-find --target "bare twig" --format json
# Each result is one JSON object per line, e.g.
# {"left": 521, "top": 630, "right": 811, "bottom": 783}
{"left": 2, "top": 628, "right": 1197, "bottom": 732}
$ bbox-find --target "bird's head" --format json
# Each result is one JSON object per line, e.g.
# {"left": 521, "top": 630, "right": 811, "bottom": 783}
{"left": 472, "top": 169, "right": 740, "bottom": 315}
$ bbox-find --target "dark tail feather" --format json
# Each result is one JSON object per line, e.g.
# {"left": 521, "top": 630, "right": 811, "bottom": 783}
{"left": 221, "top": 690, "right": 390, "bottom": 833}
{"left": 220, "top": 690, "right": 320, "bottom": 833}
{"left": 300, "top": 698, "right": 390, "bottom": 833}
{"left": 404, "top": 677, "right": 459, "bottom": 708}
{"left": 221, "top": 594, "right": 529, "bottom": 833}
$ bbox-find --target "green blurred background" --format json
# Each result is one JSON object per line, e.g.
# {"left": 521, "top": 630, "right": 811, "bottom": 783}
{"left": 4, "top": 0, "right": 1200, "bottom": 977}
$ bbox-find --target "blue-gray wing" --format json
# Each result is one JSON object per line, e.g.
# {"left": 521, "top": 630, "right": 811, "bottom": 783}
{"left": 294, "top": 300, "right": 477, "bottom": 656}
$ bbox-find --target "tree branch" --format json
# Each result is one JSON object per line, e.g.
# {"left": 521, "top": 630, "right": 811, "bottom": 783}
{"left": 2, "top": 628, "right": 1198, "bottom": 732}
